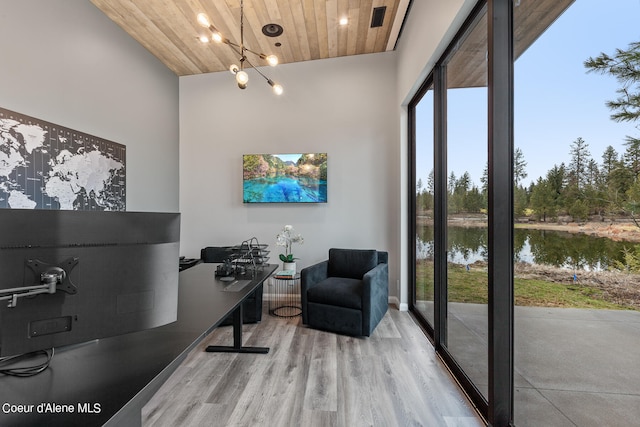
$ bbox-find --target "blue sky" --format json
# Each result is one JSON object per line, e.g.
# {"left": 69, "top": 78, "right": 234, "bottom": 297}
{"left": 416, "top": 0, "right": 640, "bottom": 189}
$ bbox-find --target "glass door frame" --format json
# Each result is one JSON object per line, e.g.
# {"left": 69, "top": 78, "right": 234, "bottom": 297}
{"left": 408, "top": 76, "right": 435, "bottom": 341}
{"left": 408, "top": 1, "right": 514, "bottom": 425}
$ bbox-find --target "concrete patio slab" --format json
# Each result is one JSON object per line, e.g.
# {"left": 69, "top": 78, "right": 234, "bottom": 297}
{"left": 418, "top": 302, "right": 640, "bottom": 426}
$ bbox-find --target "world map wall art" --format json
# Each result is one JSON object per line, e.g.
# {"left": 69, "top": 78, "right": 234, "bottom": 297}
{"left": 0, "top": 107, "right": 125, "bottom": 211}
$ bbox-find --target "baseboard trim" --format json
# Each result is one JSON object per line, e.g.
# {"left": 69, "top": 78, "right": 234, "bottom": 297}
{"left": 389, "top": 296, "right": 408, "bottom": 311}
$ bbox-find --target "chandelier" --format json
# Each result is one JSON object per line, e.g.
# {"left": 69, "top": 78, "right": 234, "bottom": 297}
{"left": 196, "top": 0, "right": 283, "bottom": 95}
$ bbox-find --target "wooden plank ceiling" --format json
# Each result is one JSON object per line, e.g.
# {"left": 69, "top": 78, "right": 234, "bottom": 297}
{"left": 90, "top": 0, "right": 405, "bottom": 76}
{"left": 91, "top": 0, "right": 574, "bottom": 85}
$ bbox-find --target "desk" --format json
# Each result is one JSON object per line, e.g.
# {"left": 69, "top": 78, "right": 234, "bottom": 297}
{"left": 0, "top": 263, "right": 276, "bottom": 427}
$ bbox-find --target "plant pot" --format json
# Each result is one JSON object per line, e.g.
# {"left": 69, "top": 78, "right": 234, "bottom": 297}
{"left": 283, "top": 262, "right": 296, "bottom": 272}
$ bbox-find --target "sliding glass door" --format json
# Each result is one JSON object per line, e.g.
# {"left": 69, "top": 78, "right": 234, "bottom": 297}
{"left": 410, "top": 2, "right": 490, "bottom": 411}
{"left": 410, "top": 1, "right": 640, "bottom": 425}
{"left": 412, "top": 83, "right": 435, "bottom": 329}
{"left": 409, "top": 0, "right": 508, "bottom": 421}
{"left": 442, "top": 5, "right": 489, "bottom": 400}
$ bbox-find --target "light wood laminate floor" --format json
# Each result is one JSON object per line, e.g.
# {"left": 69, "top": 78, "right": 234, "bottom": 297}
{"left": 142, "top": 306, "right": 485, "bottom": 427}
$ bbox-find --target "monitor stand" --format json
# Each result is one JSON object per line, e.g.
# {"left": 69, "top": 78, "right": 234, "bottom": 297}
{"left": 205, "top": 303, "right": 269, "bottom": 354}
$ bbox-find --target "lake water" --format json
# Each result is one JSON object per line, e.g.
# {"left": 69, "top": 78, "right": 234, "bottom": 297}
{"left": 243, "top": 176, "right": 327, "bottom": 203}
{"left": 416, "top": 225, "right": 634, "bottom": 271}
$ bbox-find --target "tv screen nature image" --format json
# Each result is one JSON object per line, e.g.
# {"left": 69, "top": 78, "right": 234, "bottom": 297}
{"left": 243, "top": 153, "right": 327, "bottom": 203}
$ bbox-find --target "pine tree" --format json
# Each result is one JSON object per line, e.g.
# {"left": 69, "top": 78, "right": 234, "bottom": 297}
{"left": 427, "top": 169, "right": 435, "bottom": 195}
{"left": 451, "top": 172, "right": 471, "bottom": 214}
{"left": 464, "top": 185, "right": 484, "bottom": 213}
{"left": 585, "top": 41, "right": 640, "bottom": 223}
{"left": 585, "top": 41, "right": 640, "bottom": 123}
{"left": 514, "top": 147, "right": 528, "bottom": 187}
{"left": 567, "top": 137, "right": 591, "bottom": 191}
{"left": 624, "top": 136, "right": 640, "bottom": 178}
{"left": 514, "top": 185, "right": 529, "bottom": 217}
{"left": 546, "top": 164, "right": 567, "bottom": 215}
{"left": 601, "top": 145, "right": 619, "bottom": 184}
{"left": 448, "top": 172, "right": 456, "bottom": 195}
{"left": 608, "top": 158, "right": 633, "bottom": 206}
{"left": 529, "top": 178, "right": 557, "bottom": 222}
{"left": 425, "top": 169, "right": 435, "bottom": 209}
{"left": 586, "top": 158, "right": 600, "bottom": 187}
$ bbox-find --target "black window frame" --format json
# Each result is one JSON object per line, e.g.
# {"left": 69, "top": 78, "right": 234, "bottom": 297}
{"left": 408, "top": 1, "right": 514, "bottom": 425}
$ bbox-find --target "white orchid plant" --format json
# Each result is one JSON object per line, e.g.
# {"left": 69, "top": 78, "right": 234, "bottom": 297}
{"left": 276, "top": 225, "right": 304, "bottom": 263}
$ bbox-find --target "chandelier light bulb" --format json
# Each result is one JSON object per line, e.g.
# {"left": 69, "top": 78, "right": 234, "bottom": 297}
{"left": 198, "top": 35, "right": 209, "bottom": 43}
{"left": 268, "top": 79, "right": 283, "bottom": 95}
{"left": 211, "top": 32, "right": 223, "bottom": 43}
{"left": 196, "top": 13, "right": 211, "bottom": 28}
{"left": 236, "top": 70, "right": 249, "bottom": 86}
{"left": 266, "top": 55, "right": 279, "bottom": 67}
{"left": 229, "top": 64, "right": 239, "bottom": 74}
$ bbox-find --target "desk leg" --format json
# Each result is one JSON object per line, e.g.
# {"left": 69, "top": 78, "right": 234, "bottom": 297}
{"left": 205, "top": 303, "right": 269, "bottom": 354}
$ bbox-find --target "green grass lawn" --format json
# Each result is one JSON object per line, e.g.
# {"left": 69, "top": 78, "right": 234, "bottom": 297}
{"left": 416, "top": 261, "right": 634, "bottom": 310}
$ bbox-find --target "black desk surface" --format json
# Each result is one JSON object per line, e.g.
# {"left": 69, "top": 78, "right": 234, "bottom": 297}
{"left": 0, "top": 263, "right": 277, "bottom": 427}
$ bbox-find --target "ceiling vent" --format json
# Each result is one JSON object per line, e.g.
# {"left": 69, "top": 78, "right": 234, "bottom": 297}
{"left": 262, "top": 23, "right": 284, "bottom": 37}
{"left": 371, "top": 6, "right": 386, "bottom": 28}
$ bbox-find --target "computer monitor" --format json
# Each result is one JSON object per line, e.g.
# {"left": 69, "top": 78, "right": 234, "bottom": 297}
{"left": 0, "top": 209, "right": 180, "bottom": 357}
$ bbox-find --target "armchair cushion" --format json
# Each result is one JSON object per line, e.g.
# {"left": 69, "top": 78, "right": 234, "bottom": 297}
{"left": 327, "top": 248, "right": 377, "bottom": 279}
{"left": 306, "top": 277, "right": 362, "bottom": 310}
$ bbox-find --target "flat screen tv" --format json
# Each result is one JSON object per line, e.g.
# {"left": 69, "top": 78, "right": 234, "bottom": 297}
{"left": 243, "top": 153, "right": 327, "bottom": 203}
{"left": 0, "top": 209, "right": 180, "bottom": 357}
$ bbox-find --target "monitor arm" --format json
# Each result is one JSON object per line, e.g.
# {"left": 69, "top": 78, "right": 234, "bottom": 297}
{"left": 0, "top": 268, "right": 66, "bottom": 308}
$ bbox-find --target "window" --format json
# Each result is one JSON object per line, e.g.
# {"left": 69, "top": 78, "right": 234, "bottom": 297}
{"left": 412, "top": 82, "right": 435, "bottom": 329}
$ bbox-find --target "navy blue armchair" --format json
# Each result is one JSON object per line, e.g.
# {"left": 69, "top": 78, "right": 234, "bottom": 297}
{"left": 301, "top": 248, "right": 388, "bottom": 336}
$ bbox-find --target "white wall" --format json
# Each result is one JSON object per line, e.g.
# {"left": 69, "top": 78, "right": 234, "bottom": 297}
{"left": 179, "top": 53, "right": 401, "bottom": 298}
{"left": 393, "top": 0, "right": 478, "bottom": 308}
{"left": 0, "top": 0, "right": 179, "bottom": 212}
{"left": 0, "top": 0, "right": 481, "bottom": 305}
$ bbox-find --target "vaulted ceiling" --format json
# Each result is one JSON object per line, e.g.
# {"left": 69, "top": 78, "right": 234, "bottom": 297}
{"left": 90, "top": 0, "right": 410, "bottom": 77}
{"left": 90, "top": 0, "right": 574, "bottom": 87}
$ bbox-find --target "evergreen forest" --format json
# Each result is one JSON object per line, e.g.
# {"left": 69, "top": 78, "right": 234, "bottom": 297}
{"left": 416, "top": 40, "right": 640, "bottom": 223}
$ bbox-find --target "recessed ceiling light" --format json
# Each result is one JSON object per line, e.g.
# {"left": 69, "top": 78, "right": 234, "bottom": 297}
{"left": 339, "top": 17, "right": 349, "bottom": 26}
